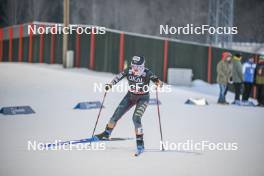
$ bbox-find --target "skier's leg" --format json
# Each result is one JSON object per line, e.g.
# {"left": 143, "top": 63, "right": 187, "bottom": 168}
{"left": 95, "top": 93, "right": 135, "bottom": 139}
{"left": 132, "top": 95, "right": 149, "bottom": 149}
{"left": 108, "top": 93, "right": 136, "bottom": 128}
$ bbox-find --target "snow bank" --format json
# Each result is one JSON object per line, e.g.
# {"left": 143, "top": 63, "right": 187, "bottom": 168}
{"left": 0, "top": 63, "right": 263, "bottom": 176}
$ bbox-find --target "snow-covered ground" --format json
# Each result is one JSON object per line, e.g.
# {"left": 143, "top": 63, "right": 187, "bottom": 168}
{"left": 0, "top": 63, "right": 263, "bottom": 176}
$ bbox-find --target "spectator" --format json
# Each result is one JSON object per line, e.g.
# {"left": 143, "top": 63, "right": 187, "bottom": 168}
{"left": 217, "top": 52, "right": 232, "bottom": 104}
{"left": 242, "top": 57, "right": 256, "bottom": 105}
{"left": 255, "top": 55, "right": 264, "bottom": 107}
{"left": 231, "top": 53, "right": 243, "bottom": 105}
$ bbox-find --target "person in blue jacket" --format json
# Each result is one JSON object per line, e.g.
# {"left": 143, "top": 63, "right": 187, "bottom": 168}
{"left": 242, "top": 57, "right": 256, "bottom": 103}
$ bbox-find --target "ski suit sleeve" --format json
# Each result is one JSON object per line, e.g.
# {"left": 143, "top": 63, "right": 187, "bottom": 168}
{"left": 110, "top": 68, "right": 128, "bottom": 85}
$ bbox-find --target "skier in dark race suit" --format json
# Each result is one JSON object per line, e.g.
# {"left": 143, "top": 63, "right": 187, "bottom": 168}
{"left": 94, "top": 56, "right": 163, "bottom": 154}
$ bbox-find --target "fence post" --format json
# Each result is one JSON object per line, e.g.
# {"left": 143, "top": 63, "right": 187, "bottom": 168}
{"left": 75, "top": 32, "right": 80, "bottom": 67}
{"left": 39, "top": 24, "right": 44, "bottom": 63}
{"left": 0, "top": 28, "right": 3, "bottom": 62}
{"left": 207, "top": 46, "right": 212, "bottom": 83}
{"left": 119, "top": 32, "right": 125, "bottom": 72}
{"left": 89, "top": 31, "right": 95, "bottom": 69}
{"left": 163, "top": 40, "right": 168, "bottom": 82}
{"left": 50, "top": 25, "right": 55, "bottom": 64}
{"left": 18, "top": 25, "right": 23, "bottom": 62}
{"left": 28, "top": 23, "right": 33, "bottom": 63}
{"left": 8, "top": 26, "right": 13, "bottom": 62}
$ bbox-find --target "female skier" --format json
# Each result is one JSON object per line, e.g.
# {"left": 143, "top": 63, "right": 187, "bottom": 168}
{"left": 94, "top": 56, "right": 163, "bottom": 154}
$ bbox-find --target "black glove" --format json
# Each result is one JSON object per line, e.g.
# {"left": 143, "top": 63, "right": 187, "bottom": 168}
{"left": 228, "top": 77, "right": 233, "bottom": 84}
{"left": 104, "top": 84, "right": 112, "bottom": 91}
{"left": 155, "top": 80, "right": 163, "bottom": 87}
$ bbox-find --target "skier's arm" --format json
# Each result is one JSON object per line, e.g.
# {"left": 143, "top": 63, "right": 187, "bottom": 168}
{"left": 104, "top": 69, "right": 128, "bottom": 91}
{"left": 111, "top": 68, "right": 128, "bottom": 85}
{"left": 149, "top": 70, "right": 163, "bottom": 87}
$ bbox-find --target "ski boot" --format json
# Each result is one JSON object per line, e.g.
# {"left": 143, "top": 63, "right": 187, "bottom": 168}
{"left": 93, "top": 125, "right": 113, "bottom": 141}
{"left": 135, "top": 134, "right": 144, "bottom": 156}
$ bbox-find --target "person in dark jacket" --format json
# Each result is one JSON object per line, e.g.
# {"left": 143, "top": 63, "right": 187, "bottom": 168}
{"left": 242, "top": 57, "right": 256, "bottom": 104}
{"left": 231, "top": 53, "right": 243, "bottom": 104}
{"left": 216, "top": 52, "right": 232, "bottom": 104}
{"left": 94, "top": 56, "right": 163, "bottom": 152}
{"left": 255, "top": 55, "right": 264, "bottom": 107}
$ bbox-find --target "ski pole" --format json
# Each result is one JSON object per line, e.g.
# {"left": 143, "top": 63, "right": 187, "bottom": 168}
{"left": 155, "top": 87, "right": 165, "bottom": 151}
{"left": 91, "top": 91, "right": 107, "bottom": 137}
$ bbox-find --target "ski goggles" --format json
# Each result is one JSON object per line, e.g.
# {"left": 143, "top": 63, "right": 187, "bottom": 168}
{"left": 131, "top": 64, "right": 144, "bottom": 70}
